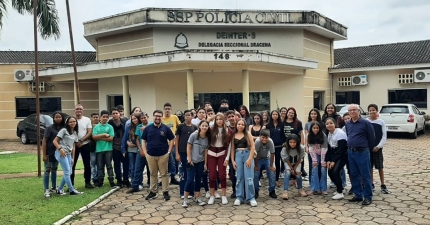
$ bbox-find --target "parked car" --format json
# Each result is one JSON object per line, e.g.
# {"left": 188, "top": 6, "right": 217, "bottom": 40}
{"left": 335, "top": 104, "right": 368, "bottom": 118}
{"left": 378, "top": 104, "right": 426, "bottom": 139}
{"left": 16, "top": 112, "right": 69, "bottom": 144}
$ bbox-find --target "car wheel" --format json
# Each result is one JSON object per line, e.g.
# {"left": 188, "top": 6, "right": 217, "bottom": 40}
{"left": 419, "top": 122, "right": 426, "bottom": 135}
{"left": 410, "top": 127, "right": 418, "bottom": 139}
{"left": 20, "top": 132, "right": 30, "bottom": 144}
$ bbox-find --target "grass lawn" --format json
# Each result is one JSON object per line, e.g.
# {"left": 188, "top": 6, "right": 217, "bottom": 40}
{"left": 0, "top": 174, "right": 113, "bottom": 224}
{"left": 0, "top": 153, "right": 84, "bottom": 174}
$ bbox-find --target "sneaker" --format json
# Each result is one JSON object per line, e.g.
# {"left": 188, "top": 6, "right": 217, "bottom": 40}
{"left": 230, "top": 191, "right": 236, "bottom": 198}
{"left": 70, "top": 190, "right": 84, "bottom": 195}
{"left": 330, "top": 182, "right": 336, "bottom": 188}
{"left": 56, "top": 189, "right": 66, "bottom": 196}
{"left": 145, "top": 192, "right": 158, "bottom": 200}
{"left": 333, "top": 190, "right": 343, "bottom": 195}
{"left": 302, "top": 176, "right": 309, "bottom": 181}
{"left": 85, "top": 183, "right": 94, "bottom": 189}
{"left": 259, "top": 181, "right": 261, "bottom": 187}
{"left": 138, "top": 185, "right": 143, "bottom": 191}
{"left": 163, "top": 192, "right": 171, "bottom": 201}
{"left": 215, "top": 192, "right": 221, "bottom": 199}
{"left": 50, "top": 187, "right": 57, "bottom": 193}
{"left": 123, "top": 180, "right": 131, "bottom": 188}
{"left": 44, "top": 189, "right": 51, "bottom": 198}
{"left": 234, "top": 199, "right": 241, "bottom": 206}
{"left": 372, "top": 183, "right": 375, "bottom": 191}
{"left": 250, "top": 199, "right": 257, "bottom": 207}
{"left": 205, "top": 192, "right": 211, "bottom": 198}
{"left": 282, "top": 191, "right": 289, "bottom": 200}
{"left": 221, "top": 196, "right": 228, "bottom": 205}
{"left": 279, "top": 173, "right": 284, "bottom": 179}
{"left": 109, "top": 181, "right": 117, "bottom": 188}
{"left": 182, "top": 199, "right": 189, "bottom": 208}
{"left": 381, "top": 185, "right": 390, "bottom": 194}
{"left": 208, "top": 196, "right": 215, "bottom": 205}
{"left": 195, "top": 197, "right": 206, "bottom": 206}
{"left": 269, "top": 190, "right": 278, "bottom": 199}
{"left": 170, "top": 177, "right": 180, "bottom": 185}
{"left": 332, "top": 192, "right": 344, "bottom": 200}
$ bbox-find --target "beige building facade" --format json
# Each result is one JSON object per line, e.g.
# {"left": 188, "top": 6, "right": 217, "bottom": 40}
{"left": 39, "top": 8, "right": 347, "bottom": 127}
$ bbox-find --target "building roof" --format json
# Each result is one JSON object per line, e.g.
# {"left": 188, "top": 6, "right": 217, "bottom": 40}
{"left": 332, "top": 40, "right": 430, "bottom": 70}
{"left": 0, "top": 51, "right": 96, "bottom": 64}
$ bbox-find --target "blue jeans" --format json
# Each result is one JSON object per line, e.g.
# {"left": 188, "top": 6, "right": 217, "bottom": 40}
{"left": 113, "top": 149, "right": 129, "bottom": 182}
{"left": 90, "top": 152, "right": 98, "bottom": 182}
{"left": 168, "top": 146, "right": 177, "bottom": 177}
{"left": 55, "top": 151, "right": 76, "bottom": 192}
{"left": 283, "top": 165, "right": 303, "bottom": 190}
{"left": 348, "top": 148, "right": 373, "bottom": 200}
{"left": 131, "top": 153, "right": 149, "bottom": 191}
{"left": 254, "top": 158, "right": 275, "bottom": 192}
{"left": 235, "top": 149, "right": 255, "bottom": 202}
{"left": 179, "top": 152, "right": 194, "bottom": 196}
{"left": 128, "top": 152, "right": 138, "bottom": 184}
{"left": 201, "top": 170, "right": 209, "bottom": 192}
{"left": 43, "top": 160, "right": 58, "bottom": 190}
{"left": 311, "top": 154, "right": 327, "bottom": 191}
{"left": 185, "top": 161, "right": 204, "bottom": 193}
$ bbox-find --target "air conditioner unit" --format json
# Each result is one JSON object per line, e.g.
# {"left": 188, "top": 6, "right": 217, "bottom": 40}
{"left": 14, "top": 69, "right": 34, "bottom": 82}
{"left": 337, "top": 77, "right": 351, "bottom": 87}
{"left": 398, "top": 74, "right": 414, "bottom": 84}
{"left": 414, "top": 69, "right": 430, "bottom": 83}
{"left": 39, "top": 82, "right": 46, "bottom": 92}
{"left": 351, "top": 75, "right": 368, "bottom": 86}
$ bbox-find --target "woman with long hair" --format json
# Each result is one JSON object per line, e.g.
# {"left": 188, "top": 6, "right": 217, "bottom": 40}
{"left": 249, "top": 113, "right": 265, "bottom": 140}
{"left": 307, "top": 121, "right": 328, "bottom": 195}
{"left": 182, "top": 120, "right": 211, "bottom": 207}
{"left": 304, "top": 108, "right": 322, "bottom": 185}
{"left": 42, "top": 111, "right": 65, "bottom": 198}
{"left": 261, "top": 110, "right": 270, "bottom": 126}
{"left": 266, "top": 110, "right": 286, "bottom": 187}
{"left": 280, "top": 107, "right": 288, "bottom": 122}
{"left": 53, "top": 116, "right": 83, "bottom": 195}
{"left": 121, "top": 112, "right": 141, "bottom": 187}
{"left": 239, "top": 105, "right": 253, "bottom": 126}
{"left": 207, "top": 113, "right": 234, "bottom": 205}
{"left": 322, "top": 103, "right": 341, "bottom": 133}
{"left": 231, "top": 119, "right": 257, "bottom": 206}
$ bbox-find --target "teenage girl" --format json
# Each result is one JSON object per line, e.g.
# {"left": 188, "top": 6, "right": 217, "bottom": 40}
{"left": 42, "top": 111, "right": 65, "bottom": 198}
{"left": 265, "top": 110, "right": 286, "bottom": 187}
{"left": 53, "top": 116, "right": 83, "bottom": 195}
{"left": 280, "top": 134, "right": 307, "bottom": 200}
{"left": 322, "top": 103, "right": 341, "bottom": 133}
{"left": 182, "top": 120, "right": 211, "bottom": 207}
{"left": 283, "top": 107, "right": 306, "bottom": 180}
{"left": 249, "top": 113, "right": 265, "bottom": 140}
{"left": 261, "top": 110, "right": 270, "bottom": 126}
{"left": 304, "top": 109, "right": 322, "bottom": 186}
{"left": 231, "top": 119, "right": 257, "bottom": 207}
{"left": 239, "top": 105, "right": 253, "bottom": 126}
{"left": 122, "top": 112, "right": 141, "bottom": 186}
{"left": 307, "top": 122, "right": 328, "bottom": 195}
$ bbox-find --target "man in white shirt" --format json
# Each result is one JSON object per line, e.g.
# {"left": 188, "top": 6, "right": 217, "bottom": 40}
{"left": 72, "top": 104, "right": 94, "bottom": 188}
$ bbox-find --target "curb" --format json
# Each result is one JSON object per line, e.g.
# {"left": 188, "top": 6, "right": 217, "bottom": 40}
{"left": 52, "top": 186, "right": 120, "bottom": 225}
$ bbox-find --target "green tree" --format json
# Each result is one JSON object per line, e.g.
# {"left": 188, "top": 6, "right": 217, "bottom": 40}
{"left": 0, "top": 0, "right": 60, "bottom": 39}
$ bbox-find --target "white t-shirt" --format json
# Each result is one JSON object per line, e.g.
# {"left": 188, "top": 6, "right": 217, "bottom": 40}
{"left": 77, "top": 116, "right": 92, "bottom": 145}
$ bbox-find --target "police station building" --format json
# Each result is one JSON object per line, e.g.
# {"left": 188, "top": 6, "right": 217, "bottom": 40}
{"left": 39, "top": 8, "right": 347, "bottom": 119}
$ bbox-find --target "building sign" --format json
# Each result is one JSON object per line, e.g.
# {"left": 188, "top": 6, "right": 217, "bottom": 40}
{"left": 175, "top": 31, "right": 271, "bottom": 49}
{"left": 167, "top": 10, "right": 291, "bottom": 24}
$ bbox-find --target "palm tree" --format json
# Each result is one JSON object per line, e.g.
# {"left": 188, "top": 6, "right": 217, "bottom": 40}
{"left": 0, "top": 0, "right": 60, "bottom": 39}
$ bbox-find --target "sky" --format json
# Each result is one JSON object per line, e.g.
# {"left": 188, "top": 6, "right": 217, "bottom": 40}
{"left": 0, "top": 0, "right": 429, "bottom": 51}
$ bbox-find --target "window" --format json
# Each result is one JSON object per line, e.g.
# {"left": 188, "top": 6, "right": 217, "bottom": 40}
{"left": 380, "top": 105, "right": 409, "bottom": 114}
{"left": 313, "top": 91, "right": 325, "bottom": 110}
{"left": 107, "top": 95, "right": 132, "bottom": 112}
{"left": 388, "top": 89, "right": 427, "bottom": 108}
{"left": 193, "top": 92, "right": 270, "bottom": 113}
{"left": 15, "top": 97, "right": 61, "bottom": 118}
{"left": 336, "top": 91, "right": 360, "bottom": 105}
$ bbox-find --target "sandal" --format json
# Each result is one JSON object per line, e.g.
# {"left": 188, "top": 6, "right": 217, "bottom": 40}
{"left": 298, "top": 189, "right": 308, "bottom": 197}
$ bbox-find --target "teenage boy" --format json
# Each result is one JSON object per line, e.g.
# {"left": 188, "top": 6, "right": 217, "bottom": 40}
{"left": 175, "top": 110, "right": 198, "bottom": 198}
{"left": 367, "top": 104, "right": 389, "bottom": 194}
{"left": 206, "top": 108, "right": 215, "bottom": 127}
{"left": 92, "top": 110, "right": 116, "bottom": 188}
{"left": 116, "top": 105, "right": 125, "bottom": 119}
{"left": 226, "top": 110, "right": 237, "bottom": 198}
{"left": 192, "top": 108, "right": 207, "bottom": 126}
{"left": 89, "top": 113, "right": 99, "bottom": 186}
{"left": 254, "top": 129, "right": 277, "bottom": 199}
{"left": 143, "top": 110, "right": 175, "bottom": 201}
{"left": 220, "top": 99, "right": 229, "bottom": 108}
{"left": 204, "top": 102, "right": 212, "bottom": 110}
{"left": 162, "top": 103, "right": 181, "bottom": 185}
{"left": 108, "top": 107, "right": 129, "bottom": 187}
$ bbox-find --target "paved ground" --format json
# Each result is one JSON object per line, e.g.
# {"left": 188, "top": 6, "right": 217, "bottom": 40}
{"left": 3, "top": 133, "right": 430, "bottom": 224}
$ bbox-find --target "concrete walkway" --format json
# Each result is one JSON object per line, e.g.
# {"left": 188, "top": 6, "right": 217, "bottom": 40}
{"left": 64, "top": 133, "right": 430, "bottom": 225}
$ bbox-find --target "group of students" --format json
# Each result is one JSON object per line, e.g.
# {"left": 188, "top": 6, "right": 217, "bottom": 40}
{"left": 42, "top": 101, "right": 388, "bottom": 208}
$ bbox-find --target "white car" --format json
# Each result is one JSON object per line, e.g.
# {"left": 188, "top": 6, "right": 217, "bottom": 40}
{"left": 378, "top": 104, "right": 426, "bottom": 139}
{"left": 335, "top": 104, "right": 369, "bottom": 118}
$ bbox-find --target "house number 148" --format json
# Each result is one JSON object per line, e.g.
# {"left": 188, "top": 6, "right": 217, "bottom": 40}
{"left": 214, "top": 53, "right": 230, "bottom": 60}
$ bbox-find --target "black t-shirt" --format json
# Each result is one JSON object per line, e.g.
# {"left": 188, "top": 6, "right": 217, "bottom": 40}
{"left": 176, "top": 123, "right": 198, "bottom": 153}
{"left": 44, "top": 125, "right": 61, "bottom": 161}
{"left": 282, "top": 121, "right": 303, "bottom": 139}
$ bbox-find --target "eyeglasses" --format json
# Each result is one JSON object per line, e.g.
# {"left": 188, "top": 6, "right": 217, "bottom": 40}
{"left": 154, "top": 115, "right": 162, "bottom": 118}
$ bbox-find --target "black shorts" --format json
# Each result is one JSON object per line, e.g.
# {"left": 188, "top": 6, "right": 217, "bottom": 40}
{"left": 370, "top": 148, "right": 384, "bottom": 169}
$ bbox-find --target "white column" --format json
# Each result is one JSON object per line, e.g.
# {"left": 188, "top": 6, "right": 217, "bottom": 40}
{"left": 187, "top": 70, "right": 194, "bottom": 109}
{"left": 73, "top": 80, "right": 78, "bottom": 106}
{"left": 242, "top": 70, "right": 250, "bottom": 109}
{"left": 122, "top": 75, "right": 130, "bottom": 117}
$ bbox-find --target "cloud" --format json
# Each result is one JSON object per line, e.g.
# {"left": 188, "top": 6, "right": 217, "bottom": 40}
{"left": 0, "top": 0, "right": 429, "bottom": 51}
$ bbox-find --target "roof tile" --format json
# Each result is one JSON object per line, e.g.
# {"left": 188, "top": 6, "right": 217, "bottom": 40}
{"left": 0, "top": 51, "right": 96, "bottom": 64}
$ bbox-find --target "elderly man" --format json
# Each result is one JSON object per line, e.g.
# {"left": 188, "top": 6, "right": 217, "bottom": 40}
{"left": 72, "top": 104, "right": 94, "bottom": 188}
{"left": 345, "top": 104, "right": 375, "bottom": 206}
